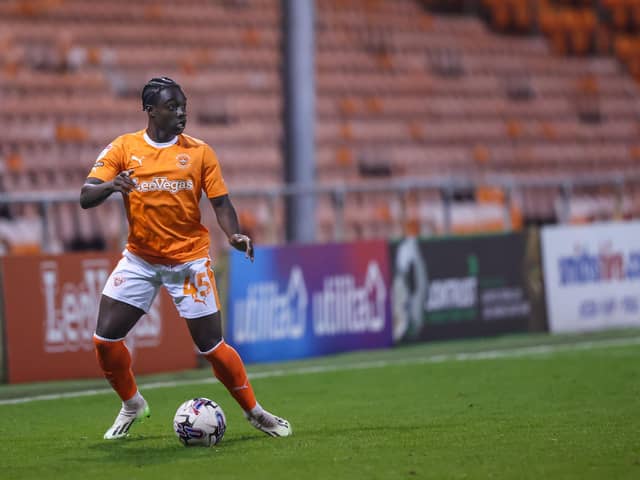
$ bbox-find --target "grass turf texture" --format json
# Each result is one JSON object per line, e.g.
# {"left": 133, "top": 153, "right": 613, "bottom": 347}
{"left": 0, "top": 331, "right": 638, "bottom": 479}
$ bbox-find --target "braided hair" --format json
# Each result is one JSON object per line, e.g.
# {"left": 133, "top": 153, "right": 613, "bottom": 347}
{"left": 141, "top": 77, "right": 183, "bottom": 111}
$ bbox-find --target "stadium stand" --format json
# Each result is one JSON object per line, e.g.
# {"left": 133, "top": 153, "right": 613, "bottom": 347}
{"left": 0, "top": 0, "right": 283, "bottom": 251}
{"left": 1, "top": 0, "right": 640, "bottom": 249}
{"left": 317, "top": 0, "right": 640, "bottom": 238}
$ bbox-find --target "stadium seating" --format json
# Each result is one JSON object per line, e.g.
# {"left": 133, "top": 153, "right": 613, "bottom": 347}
{"left": 1, "top": 0, "right": 640, "bottom": 250}
{"left": 0, "top": 0, "right": 283, "bottom": 251}
{"left": 317, "top": 0, "right": 640, "bottom": 235}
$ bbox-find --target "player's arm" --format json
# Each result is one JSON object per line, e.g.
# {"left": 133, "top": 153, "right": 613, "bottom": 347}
{"left": 209, "top": 194, "right": 254, "bottom": 262}
{"left": 80, "top": 171, "right": 136, "bottom": 209}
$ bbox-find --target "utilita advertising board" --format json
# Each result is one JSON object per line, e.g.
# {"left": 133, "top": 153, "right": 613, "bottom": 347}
{"left": 541, "top": 221, "right": 640, "bottom": 333}
{"left": 390, "top": 233, "right": 531, "bottom": 343}
{"left": 1, "top": 253, "right": 196, "bottom": 383}
{"left": 226, "top": 241, "right": 393, "bottom": 363}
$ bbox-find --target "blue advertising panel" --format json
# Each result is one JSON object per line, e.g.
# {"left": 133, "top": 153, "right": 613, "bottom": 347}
{"left": 227, "top": 241, "right": 393, "bottom": 363}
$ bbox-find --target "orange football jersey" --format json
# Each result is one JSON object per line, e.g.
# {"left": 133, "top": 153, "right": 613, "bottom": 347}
{"left": 88, "top": 129, "right": 228, "bottom": 264}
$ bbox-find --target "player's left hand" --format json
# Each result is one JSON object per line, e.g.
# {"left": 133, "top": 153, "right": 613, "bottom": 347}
{"left": 229, "top": 233, "right": 254, "bottom": 262}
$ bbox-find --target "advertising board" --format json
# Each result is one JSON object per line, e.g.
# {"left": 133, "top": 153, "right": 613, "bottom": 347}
{"left": 227, "top": 241, "right": 393, "bottom": 363}
{"left": 391, "top": 233, "right": 531, "bottom": 343}
{"left": 541, "top": 222, "right": 640, "bottom": 333}
{"left": 2, "top": 253, "right": 196, "bottom": 383}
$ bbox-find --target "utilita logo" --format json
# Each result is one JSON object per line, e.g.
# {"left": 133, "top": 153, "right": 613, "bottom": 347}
{"left": 312, "top": 262, "right": 387, "bottom": 335}
{"left": 558, "top": 244, "right": 640, "bottom": 285}
{"left": 41, "top": 260, "right": 161, "bottom": 353}
{"left": 134, "top": 177, "right": 194, "bottom": 194}
{"left": 233, "top": 262, "right": 388, "bottom": 344}
{"left": 233, "top": 267, "right": 308, "bottom": 344}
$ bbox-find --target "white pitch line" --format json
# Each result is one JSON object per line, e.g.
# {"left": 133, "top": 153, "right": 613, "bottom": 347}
{"left": 1, "top": 335, "right": 639, "bottom": 406}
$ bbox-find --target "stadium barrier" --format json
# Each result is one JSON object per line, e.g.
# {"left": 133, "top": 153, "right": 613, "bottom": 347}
{"left": 5, "top": 221, "right": 640, "bottom": 382}
{"left": 541, "top": 221, "right": 640, "bottom": 333}
{"left": 224, "top": 232, "right": 548, "bottom": 364}
{"left": 0, "top": 252, "right": 197, "bottom": 384}
{"left": 0, "top": 172, "right": 637, "bottom": 251}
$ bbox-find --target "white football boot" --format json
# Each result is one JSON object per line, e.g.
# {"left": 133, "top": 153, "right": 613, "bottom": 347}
{"left": 245, "top": 406, "right": 292, "bottom": 437}
{"left": 103, "top": 397, "right": 151, "bottom": 440}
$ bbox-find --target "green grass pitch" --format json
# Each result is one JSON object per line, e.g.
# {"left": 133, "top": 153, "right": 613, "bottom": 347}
{"left": 0, "top": 331, "right": 639, "bottom": 480}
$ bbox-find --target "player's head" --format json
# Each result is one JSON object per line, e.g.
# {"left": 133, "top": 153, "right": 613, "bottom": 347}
{"left": 141, "top": 77, "right": 187, "bottom": 135}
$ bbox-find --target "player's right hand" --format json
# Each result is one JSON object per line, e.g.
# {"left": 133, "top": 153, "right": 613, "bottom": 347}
{"left": 110, "top": 169, "right": 137, "bottom": 195}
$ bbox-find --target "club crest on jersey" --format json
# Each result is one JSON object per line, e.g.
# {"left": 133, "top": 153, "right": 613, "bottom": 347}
{"left": 134, "top": 177, "right": 194, "bottom": 194}
{"left": 176, "top": 153, "right": 191, "bottom": 169}
{"left": 113, "top": 276, "right": 126, "bottom": 287}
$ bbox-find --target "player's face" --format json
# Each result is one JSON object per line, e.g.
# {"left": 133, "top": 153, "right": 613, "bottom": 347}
{"left": 152, "top": 87, "right": 187, "bottom": 135}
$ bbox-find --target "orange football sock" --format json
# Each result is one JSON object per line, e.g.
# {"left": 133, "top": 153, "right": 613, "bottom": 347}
{"left": 93, "top": 335, "right": 138, "bottom": 402}
{"left": 203, "top": 341, "right": 257, "bottom": 412}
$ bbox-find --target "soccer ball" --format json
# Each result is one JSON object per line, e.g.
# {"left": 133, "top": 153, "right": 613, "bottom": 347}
{"left": 173, "top": 397, "right": 227, "bottom": 447}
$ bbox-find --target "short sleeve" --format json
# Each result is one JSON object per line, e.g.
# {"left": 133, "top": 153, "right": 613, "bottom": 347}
{"left": 202, "top": 146, "right": 229, "bottom": 198}
{"left": 87, "top": 139, "right": 125, "bottom": 182}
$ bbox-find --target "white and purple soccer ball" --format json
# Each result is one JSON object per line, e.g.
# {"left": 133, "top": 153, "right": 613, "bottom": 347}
{"left": 173, "top": 397, "right": 227, "bottom": 447}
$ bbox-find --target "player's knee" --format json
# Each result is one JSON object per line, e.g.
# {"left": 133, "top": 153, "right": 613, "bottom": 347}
{"left": 194, "top": 333, "right": 223, "bottom": 354}
{"left": 94, "top": 322, "right": 126, "bottom": 340}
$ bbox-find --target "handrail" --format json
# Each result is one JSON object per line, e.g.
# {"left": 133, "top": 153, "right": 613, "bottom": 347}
{"left": 0, "top": 172, "right": 636, "bottom": 250}
{"left": 0, "top": 172, "right": 636, "bottom": 203}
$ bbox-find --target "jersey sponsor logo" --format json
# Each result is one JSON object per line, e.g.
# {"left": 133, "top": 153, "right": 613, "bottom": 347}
{"left": 134, "top": 176, "right": 194, "bottom": 194}
{"left": 176, "top": 153, "right": 191, "bottom": 168}
{"left": 91, "top": 160, "right": 105, "bottom": 171}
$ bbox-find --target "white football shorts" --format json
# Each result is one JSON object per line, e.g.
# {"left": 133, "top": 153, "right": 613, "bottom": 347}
{"left": 102, "top": 250, "right": 220, "bottom": 319}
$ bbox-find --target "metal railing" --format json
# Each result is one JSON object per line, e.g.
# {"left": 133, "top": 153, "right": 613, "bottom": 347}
{"left": 0, "top": 172, "right": 637, "bottom": 251}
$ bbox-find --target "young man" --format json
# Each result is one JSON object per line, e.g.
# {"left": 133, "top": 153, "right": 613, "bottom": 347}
{"left": 80, "top": 77, "right": 292, "bottom": 440}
